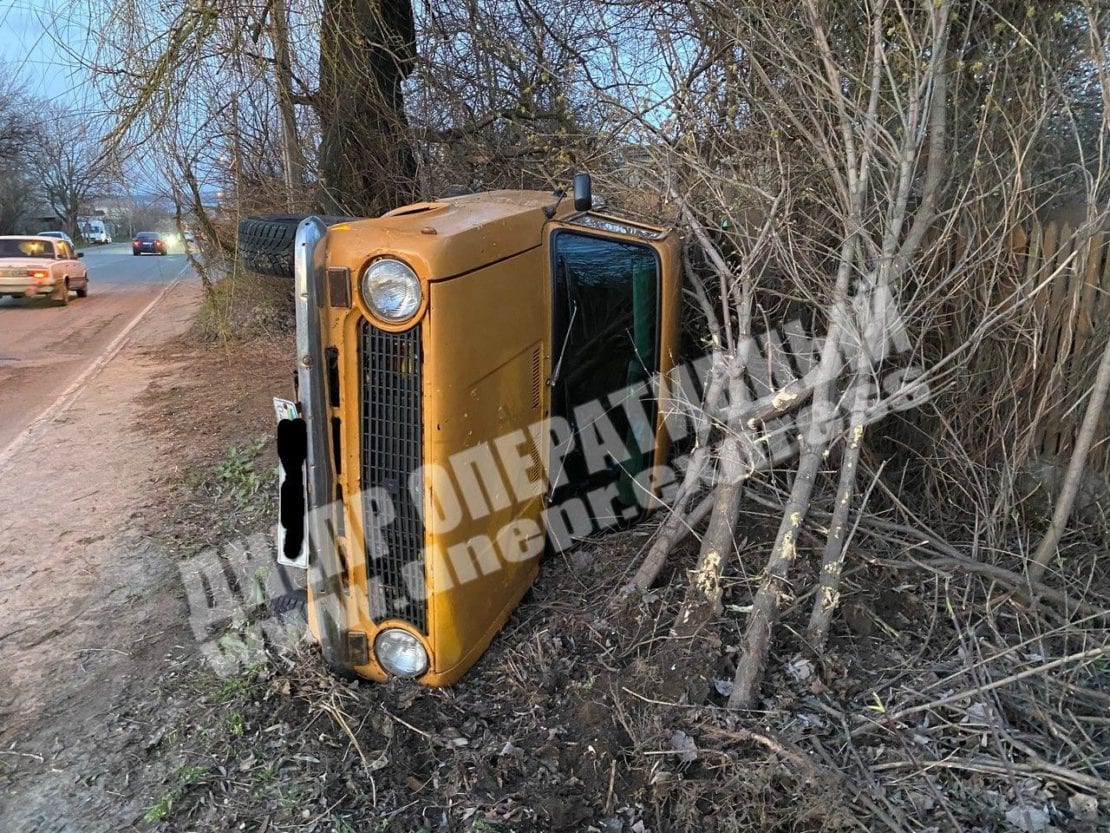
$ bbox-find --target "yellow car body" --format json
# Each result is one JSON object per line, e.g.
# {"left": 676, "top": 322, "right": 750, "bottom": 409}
{"left": 281, "top": 187, "right": 681, "bottom": 685}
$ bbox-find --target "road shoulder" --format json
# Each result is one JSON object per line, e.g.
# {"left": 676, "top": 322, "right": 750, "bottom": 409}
{"left": 0, "top": 280, "right": 294, "bottom": 831}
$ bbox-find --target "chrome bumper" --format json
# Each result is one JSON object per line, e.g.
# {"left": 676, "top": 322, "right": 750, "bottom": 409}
{"left": 294, "top": 217, "right": 351, "bottom": 672}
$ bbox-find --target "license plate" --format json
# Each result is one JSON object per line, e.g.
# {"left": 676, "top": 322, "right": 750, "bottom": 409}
{"left": 274, "top": 397, "right": 308, "bottom": 569}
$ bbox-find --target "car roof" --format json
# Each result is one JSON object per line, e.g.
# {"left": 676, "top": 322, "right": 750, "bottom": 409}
{"left": 1, "top": 235, "right": 62, "bottom": 242}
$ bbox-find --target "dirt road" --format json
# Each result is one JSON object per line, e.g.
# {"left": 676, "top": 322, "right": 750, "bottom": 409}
{"left": 0, "top": 245, "right": 191, "bottom": 456}
{"left": 0, "top": 249, "right": 202, "bottom": 832}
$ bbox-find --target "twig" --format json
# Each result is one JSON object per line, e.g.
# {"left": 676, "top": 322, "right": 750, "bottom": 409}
{"left": 854, "top": 646, "right": 1110, "bottom": 735}
{"left": 380, "top": 706, "right": 434, "bottom": 739}
{"left": 318, "top": 701, "right": 370, "bottom": 770}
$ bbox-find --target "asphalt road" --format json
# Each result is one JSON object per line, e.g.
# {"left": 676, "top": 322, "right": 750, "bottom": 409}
{"left": 0, "top": 243, "right": 194, "bottom": 454}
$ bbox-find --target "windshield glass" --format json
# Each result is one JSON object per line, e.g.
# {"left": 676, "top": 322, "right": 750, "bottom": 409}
{"left": 0, "top": 239, "right": 56, "bottom": 258}
{"left": 136, "top": 232, "right": 159, "bottom": 240}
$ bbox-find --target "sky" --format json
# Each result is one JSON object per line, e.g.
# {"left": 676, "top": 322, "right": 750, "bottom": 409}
{"left": 0, "top": 1, "right": 96, "bottom": 105}
{"left": 0, "top": 0, "right": 175, "bottom": 196}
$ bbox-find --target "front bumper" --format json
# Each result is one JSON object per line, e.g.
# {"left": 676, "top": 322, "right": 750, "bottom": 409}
{"left": 293, "top": 217, "right": 353, "bottom": 675}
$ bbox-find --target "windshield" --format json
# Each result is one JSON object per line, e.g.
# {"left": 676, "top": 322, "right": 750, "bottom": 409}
{"left": 136, "top": 232, "right": 159, "bottom": 240}
{"left": 0, "top": 239, "right": 56, "bottom": 258}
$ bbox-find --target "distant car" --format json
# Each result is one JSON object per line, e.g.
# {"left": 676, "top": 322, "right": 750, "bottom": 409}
{"left": 132, "top": 231, "right": 168, "bottom": 256}
{"left": 37, "top": 230, "right": 76, "bottom": 249}
{"left": 0, "top": 235, "right": 88, "bottom": 305}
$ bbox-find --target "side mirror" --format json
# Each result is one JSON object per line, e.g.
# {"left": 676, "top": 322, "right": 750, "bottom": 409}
{"left": 573, "top": 172, "right": 592, "bottom": 211}
{"left": 77, "top": 252, "right": 85, "bottom": 258}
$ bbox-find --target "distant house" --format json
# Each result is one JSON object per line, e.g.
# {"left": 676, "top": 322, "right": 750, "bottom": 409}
{"left": 23, "top": 206, "right": 63, "bottom": 234}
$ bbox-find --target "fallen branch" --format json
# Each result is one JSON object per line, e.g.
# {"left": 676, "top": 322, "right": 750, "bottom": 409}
{"left": 853, "top": 646, "right": 1110, "bottom": 736}
{"left": 743, "top": 490, "right": 1110, "bottom": 619}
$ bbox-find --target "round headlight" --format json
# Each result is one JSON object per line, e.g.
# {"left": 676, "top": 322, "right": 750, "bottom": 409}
{"left": 361, "top": 258, "right": 421, "bottom": 322}
{"left": 374, "top": 628, "right": 428, "bottom": 678}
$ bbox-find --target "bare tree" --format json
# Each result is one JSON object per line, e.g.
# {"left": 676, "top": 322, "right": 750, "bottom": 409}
{"left": 0, "top": 67, "right": 37, "bottom": 233}
{"left": 581, "top": 0, "right": 1110, "bottom": 708}
{"left": 37, "top": 109, "right": 114, "bottom": 239}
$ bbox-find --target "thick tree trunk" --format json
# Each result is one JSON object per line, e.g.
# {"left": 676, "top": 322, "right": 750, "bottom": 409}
{"left": 317, "top": 0, "right": 417, "bottom": 216}
{"left": 270, "top": 0, "right": 306, "bottom": 208}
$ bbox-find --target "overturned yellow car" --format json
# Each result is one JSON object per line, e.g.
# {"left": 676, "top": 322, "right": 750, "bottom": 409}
{"left": 275, "top": 176, "right": 682, "bottom": 685}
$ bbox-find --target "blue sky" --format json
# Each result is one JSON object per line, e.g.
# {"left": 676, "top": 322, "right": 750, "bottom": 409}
{"left": 0, "top": 1, "right": 174, "bottom": 195}
{"left": 0, "top": 1, "right": 101, "bottom": 114}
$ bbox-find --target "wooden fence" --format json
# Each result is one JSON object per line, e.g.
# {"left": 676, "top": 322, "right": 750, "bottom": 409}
{"left": 1017, "top": 218, "right": 1110, "bottom": 477}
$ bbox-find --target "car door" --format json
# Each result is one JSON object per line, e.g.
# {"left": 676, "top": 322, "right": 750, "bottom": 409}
{"left": 58, "top": 241, "right": 85, "bottom": 285}
{"left": 544, "top": 218, "right": 682, "bottom": 533}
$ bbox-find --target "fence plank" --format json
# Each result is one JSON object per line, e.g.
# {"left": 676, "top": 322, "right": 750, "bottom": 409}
{"left": 1033, "top": 221, "right": 1062, "bottom": 458}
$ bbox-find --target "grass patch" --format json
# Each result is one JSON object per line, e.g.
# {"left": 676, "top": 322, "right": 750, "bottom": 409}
{"left": 143, "top": 765, "right": 210, "bottom": 823}
{"left": 211, "top": 666, "right": 261, "bottom": 702}
{"left": 224, "top": 711, "right": 245, "bottom": 737}
{"left": 210, "top": 436, "right": 274, "bottom": 511}
{"left": 192, "top": 267, "right": 294, "bottom": 342}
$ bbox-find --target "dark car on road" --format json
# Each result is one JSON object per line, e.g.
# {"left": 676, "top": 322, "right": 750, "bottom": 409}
{"left": 132, "top": 231, "right": 167, "bottom": 256}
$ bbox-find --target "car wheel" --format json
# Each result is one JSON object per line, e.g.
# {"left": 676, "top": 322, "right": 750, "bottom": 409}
{"left": 76, "top": 280, "right": 88, "bottom": 298}
{"left": 237, "top": 214, "right": 355, "bottom": 279}
{"left": 271, "top": 587, "right": 308, "bottom": 626}
{"left": 133, "top": 251, "right": 139, "bottom": 256}
{"left": 56, "top": 279, "right": 70, "bottom": 306}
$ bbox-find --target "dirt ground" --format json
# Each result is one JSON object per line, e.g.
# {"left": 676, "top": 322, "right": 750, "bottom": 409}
{"left": 0, "top": 280, "right": 203, "bottom": 831}
{"left": 2, "top": 279, "right": 1108, "bottom": 833}
{"left": 0, "top": 278, "right": 294, "bottom": 832}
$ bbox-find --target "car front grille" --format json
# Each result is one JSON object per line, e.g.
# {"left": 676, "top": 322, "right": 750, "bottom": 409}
{"left": 359, "top": 320, "right": 426, "bottom": 632}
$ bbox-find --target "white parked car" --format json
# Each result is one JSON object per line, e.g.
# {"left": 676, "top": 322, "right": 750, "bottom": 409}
{"left": 0, "top": 236, "right": 88, "bottom": 305}
{"left": 37, "top": 230, "right": 76, "bottom": 249}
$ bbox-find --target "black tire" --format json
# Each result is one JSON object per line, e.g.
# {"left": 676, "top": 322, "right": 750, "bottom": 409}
{"left": 237, "top": 214, "right": 355, "bottom": 279}
{"left": 133, "top": 251, "right": 139, "bottom": 256}
{"left": 76, "top": 282, "right": 88, "bottom": 298}
{"left": 270, "top": 588, "right": 308, "bottom": 626}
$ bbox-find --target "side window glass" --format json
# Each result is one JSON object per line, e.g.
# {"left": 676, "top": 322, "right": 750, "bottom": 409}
{"left": 550, "top": 230, "right": 660, "bottom": 512}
